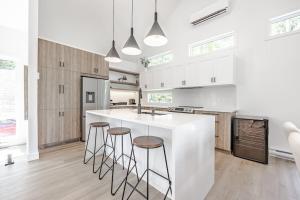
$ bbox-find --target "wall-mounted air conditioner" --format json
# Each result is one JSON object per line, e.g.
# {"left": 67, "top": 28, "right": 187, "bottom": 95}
{"left": 190, "top": 0, "right": 230, "bottom": 25}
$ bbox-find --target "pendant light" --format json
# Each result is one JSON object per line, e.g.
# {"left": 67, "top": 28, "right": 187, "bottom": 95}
{"left": 105, "top": 0, "right": 122, "bottom": 63}
{"left": 122, "top": 0, "right": 142, "bottom": 55}
{"left": 144, "top": 0, "right": 168, "bottom": 47}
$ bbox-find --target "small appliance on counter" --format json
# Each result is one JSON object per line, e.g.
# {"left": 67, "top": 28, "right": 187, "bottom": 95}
{"left": 128, "top": 99, "right": 136, "bottom": 105}
{"left": 232, "top": 115, "right": 269, "bottom": 164}
{"left": 111, "top": 102, "right": 128, "bottom": 106}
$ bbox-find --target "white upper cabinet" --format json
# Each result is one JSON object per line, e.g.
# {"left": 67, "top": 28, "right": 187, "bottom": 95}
{"left": 139, "top": 53, "right": 235, "bottom": 90}
{"left": 140, "top": 70, "right": 153, "bottom": 90}
{"left": 213, "top": 55, "right": 235, "bottom": 85}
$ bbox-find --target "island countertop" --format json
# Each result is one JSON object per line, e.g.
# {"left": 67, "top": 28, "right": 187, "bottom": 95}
{"left": 87, "top": 109, "right": 215, "bottom": 130}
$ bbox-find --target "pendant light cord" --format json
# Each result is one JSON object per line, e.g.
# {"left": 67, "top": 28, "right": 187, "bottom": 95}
{"left": 155, "top": 0, "right": 157, "bottom": 12}
{"left": 113, "top": 0, "right": 115, "bottom": 41}
{"left": 131, "top": 0, "right": 134, "bottom": 28}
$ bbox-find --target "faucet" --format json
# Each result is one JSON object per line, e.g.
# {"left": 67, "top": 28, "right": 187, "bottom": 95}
{"left": 137, "top": 88, "right": 142, "bottom": 114}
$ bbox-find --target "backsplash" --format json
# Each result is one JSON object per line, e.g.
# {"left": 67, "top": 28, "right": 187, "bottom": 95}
{"left": 143, "top": 85, "right": 237, "bottom": 109}
{"left": 110, "top": 89, "right": 138, "bottom": 105}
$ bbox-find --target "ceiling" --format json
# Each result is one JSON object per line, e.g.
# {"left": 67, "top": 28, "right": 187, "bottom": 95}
{"left": 39, "top": 0, "right": 181, "bottom": 63}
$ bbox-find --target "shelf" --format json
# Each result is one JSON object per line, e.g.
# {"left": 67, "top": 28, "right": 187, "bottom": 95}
{"left": 109, "top": 67, "right": 140, "bottom": 76}
{"left": 110, "top": 80, "right": 139, "bottom": 86}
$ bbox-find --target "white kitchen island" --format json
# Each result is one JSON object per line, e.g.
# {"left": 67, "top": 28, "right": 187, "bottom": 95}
{"left": 86, "top": 109, "right": 215, "bottom": 200}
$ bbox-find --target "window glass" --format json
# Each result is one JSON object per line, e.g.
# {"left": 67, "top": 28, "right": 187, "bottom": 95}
{"left": 270, "top": 11, "right": 300, "bottom": 36}
{"left": 189, "top": 33, "right": 234, "bottom": 57}
{"left": 149, "top": 52, "right": 173, "bottom": 67}
{"left": 147, "top": 92, "right": 172, "bottom": 104}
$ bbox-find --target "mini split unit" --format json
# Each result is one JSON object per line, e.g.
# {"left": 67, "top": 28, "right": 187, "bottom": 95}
{"left": 190, "top": 0, "right": 230, "bottom": 25}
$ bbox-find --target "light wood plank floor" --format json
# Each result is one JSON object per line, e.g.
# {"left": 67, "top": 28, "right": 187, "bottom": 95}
{"left": 0, "top": 142, "right": 299, "bottom": 200}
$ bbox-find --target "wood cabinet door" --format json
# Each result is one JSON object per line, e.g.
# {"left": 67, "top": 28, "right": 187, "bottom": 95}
{"left": 38, "top": 108, "right": 47, "bottom": 147}
{"left": 45, "top": 109, "right": 61, "bottom": 145}
{"left": 100, "top": 57, "right": 109, "bottom": 78}
{"left": 38, "top": 39, "right": 60, "bottom": 69}
{"left": 80, "top": 50, "right": 93, "bottom": 74}
{"left": 62, "top": 46, "right": 81, "bottom": 72}
{"left": 70, "top": 71, "right": 81, "bottom": 109}
{"left": 72, "top": 109, "right": 81, "bottom": 139}
{"left": 60, "top": 109, "right": 73, "bottom": 141}
{"left": 38, "top": 67, "right": 47, "bottom": 110}
{"left": 46, "top": 68, "right": 60, "bottom": 110}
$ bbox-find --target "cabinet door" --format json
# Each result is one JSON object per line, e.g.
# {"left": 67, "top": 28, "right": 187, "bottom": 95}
{"left": 152, "top": 68, "right": 163, "bottom": 89}
{"left": 101, "top": 59, "right": 110, "bottom": 78}
{"left": 214, "top": 55, "right": 235, "bottom": 85}
{"left": 186, "top": 60, "right": 214, "bottom": 87}
{"left": 80, "top": 50, "right": 93, "bottom": 74}
{"left": 62, "top": 46, "right": 81, "bottom": 72}
{"left": 38, "top": 108, "right": 47, "bottom": 147}
{"left": 45, "top": 109, "right": 61, "bottom": 145}
{"left": 72, "top": 108, "right": 81, "bottom": 139}
{"left": 70, "top": 71, "right": 81, "bottom": 109}
{"left": 61, "top": 109, "right": 73, "bottom": 141}
{"left": 46, "top": 68, "right": 60, "bottom": 110}
{"left": 140, "top": 70, "right": 153, "bottom": 90}
{"left": 171, "top": 65, "right": 186, "bottom": 88}
{"left": 38, "top": 39, "right": 60, "bottom": 69}
{"left": 38, "top": 67, "right": 47, "bottom": 110}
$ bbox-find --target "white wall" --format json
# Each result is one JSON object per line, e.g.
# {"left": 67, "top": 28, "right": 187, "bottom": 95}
{"left": 0, "top": 0, "right": 28, "bottom": 64}
{"left": 27, "top": 0, "right": 39, "bottom": 160}
{"left": 144, "top": 0, "right": 300, "bottom": 153}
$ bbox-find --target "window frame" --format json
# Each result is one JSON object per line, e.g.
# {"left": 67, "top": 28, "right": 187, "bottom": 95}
{"left": 148, "top": 51, "right": 174, "bottom": 67}
{"left": 268, "top": 9, "right": 300, "bottom": 39}
{"left": 189, "top": 32, "right": 235, "bottom": 57}
{"left": 147, "top": 92, "right": 173, "bottom": 104}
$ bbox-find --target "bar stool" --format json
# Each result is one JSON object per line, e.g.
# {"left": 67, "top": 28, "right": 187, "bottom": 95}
{"left": 83, "top": 122, "right": 111, "bottom": 173}
{"left": 99, "top": 127, "right": 139, "bottom": 196}
{"left": 122, "top": 136, "right": 172, "bottom": 200}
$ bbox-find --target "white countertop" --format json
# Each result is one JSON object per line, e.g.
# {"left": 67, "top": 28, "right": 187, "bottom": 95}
{"left": 87, "top": 109, "right": 214, "bottom": 129}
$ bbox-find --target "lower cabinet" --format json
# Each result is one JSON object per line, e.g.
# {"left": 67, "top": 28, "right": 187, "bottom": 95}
{"left": 195, "top": 111, "right": 235, "bottom": 151}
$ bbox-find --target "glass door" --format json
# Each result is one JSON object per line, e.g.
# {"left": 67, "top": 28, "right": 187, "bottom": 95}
{"left": 0, "top": 57, "right": 26, "bottom": 148}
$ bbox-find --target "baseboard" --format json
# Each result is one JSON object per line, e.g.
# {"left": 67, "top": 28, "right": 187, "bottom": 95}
{"left": 269, "top": 148, "right": 294, "bottom": 161}
{"left": 27, "top": 152, "right": 39, "bottom": 161}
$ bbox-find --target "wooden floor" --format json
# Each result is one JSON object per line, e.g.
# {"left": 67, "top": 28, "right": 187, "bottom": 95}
{"left": 0, "top": 142, "right": 299, "bottom": 200}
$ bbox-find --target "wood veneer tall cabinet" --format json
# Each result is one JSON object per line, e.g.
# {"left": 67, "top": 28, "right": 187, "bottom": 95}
{"left": 38, "top": 39, "right": 109, "bottom": 148}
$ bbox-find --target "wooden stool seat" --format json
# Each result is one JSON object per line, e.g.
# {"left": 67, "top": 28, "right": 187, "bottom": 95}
{"left": 133, "top": 136, "right": 164, "bottom": 149}
{"left": 108, "top": 127, "right": 131, "bottom": 136}
{"left": 90, "top": 122, "right": 109, "bottom": 128}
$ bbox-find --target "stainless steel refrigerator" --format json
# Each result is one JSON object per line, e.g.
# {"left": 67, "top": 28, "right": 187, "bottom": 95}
{"left": 81, "top": 76, "right": 110, "bottom": 141}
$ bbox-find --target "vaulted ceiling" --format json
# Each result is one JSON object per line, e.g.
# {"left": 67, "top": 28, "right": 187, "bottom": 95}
{"left": 39, "top": 0, "right": 181, "bottom": 63}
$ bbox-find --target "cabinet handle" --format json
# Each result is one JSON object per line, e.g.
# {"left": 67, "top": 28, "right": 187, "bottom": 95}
{"left": 211, "top": 77, "right": 213, "bottom": 83}
{"left": 59, "top": 85, "right": 61, "bottom": 94}
{"left": 62, "top": 85, "right": 64, "bottom": 94}
{"left": 62, "top": 112, "right": 64, "bottom": 117}
{"left": 145, "top": 84, "right": 147, "bottom": 89}
{"left": 214, "top": 77, "right": 216, "bottom": 83}
{"left": 182, "top": 80, "right": 186, "bottom": 86}
{"left": 59, "top": 61, "right": 62, "bottom": 67}
{"left": 62, "top": 62, "right": 65, "bottom": 67}
{"left": 94, "top": 68, "right": 99, "bottom": 73}
{"left": 59, "top": 111, "right": 61, "bottom": 117}
{"left": 161, "top": 82, "right": 164, "bottom": 87}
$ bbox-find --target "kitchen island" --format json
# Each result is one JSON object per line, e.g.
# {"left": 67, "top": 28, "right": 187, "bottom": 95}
{"left": 86, "top": 109, "right": 215, "bottom": 200}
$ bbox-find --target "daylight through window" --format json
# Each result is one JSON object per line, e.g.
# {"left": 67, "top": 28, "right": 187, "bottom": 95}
{"left": 189, "top": 32, "right": 234, "bottom": 57}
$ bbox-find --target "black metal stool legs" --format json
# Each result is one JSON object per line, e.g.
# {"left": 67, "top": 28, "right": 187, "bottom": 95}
{"left": 83, "top": 124, "right": 111, "bottom": 173}
{"left": 122, "top": 145, "right": 172, "bottom": 200}
{"left": 83, "top": 126, "right": 92, "bottom": 164}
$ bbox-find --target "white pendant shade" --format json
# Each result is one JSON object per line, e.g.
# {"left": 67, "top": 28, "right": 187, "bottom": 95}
{"left": 105, "top": 40, "right": 122, "bottom": 63}
{"left": 122, "top": 28, "right": 142, "bottom": 55}
{"left": 144, "top": 12, "right": 168, "bottom": 47}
